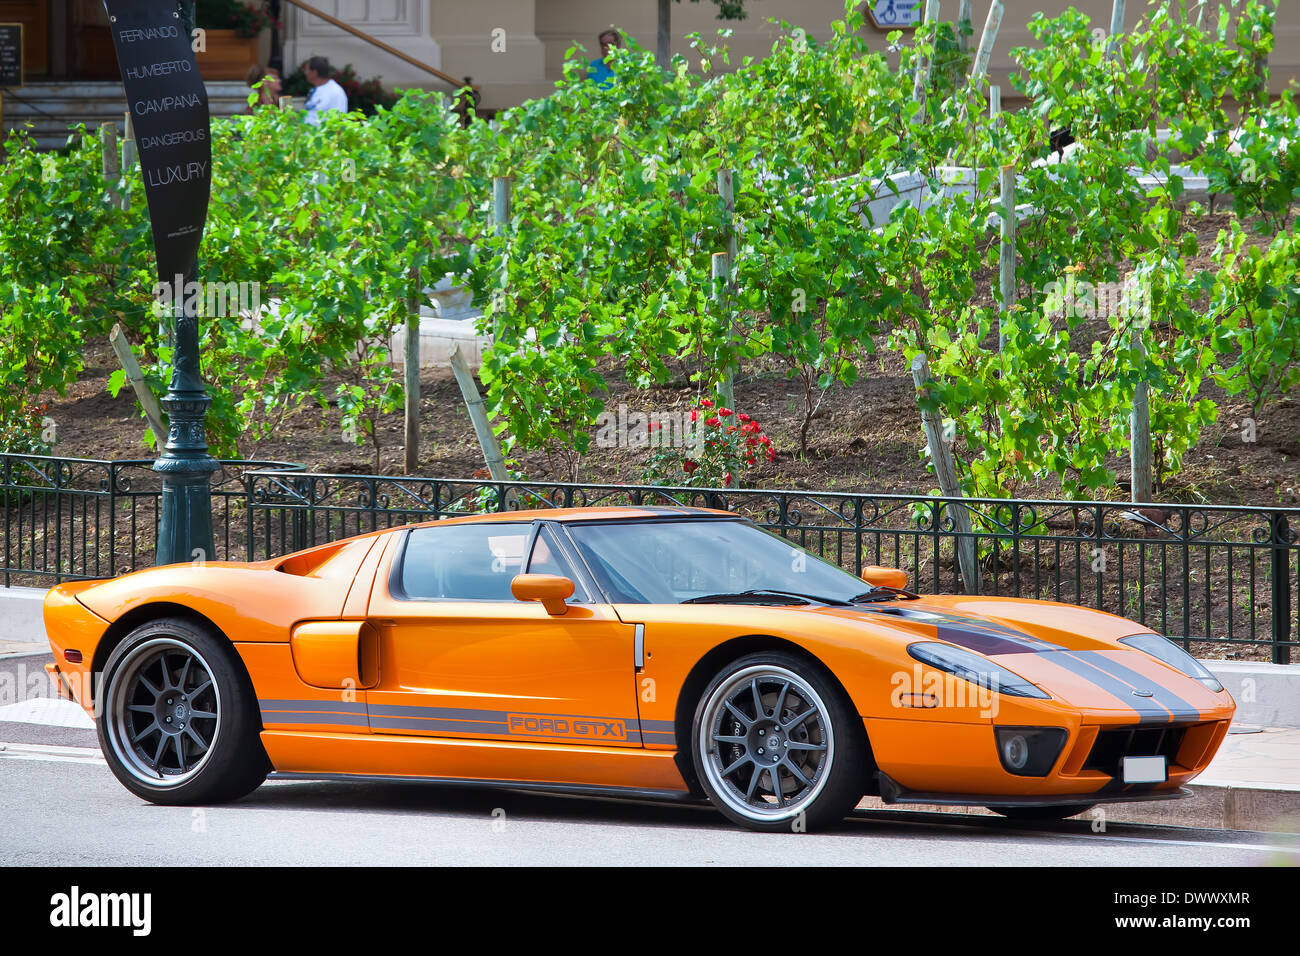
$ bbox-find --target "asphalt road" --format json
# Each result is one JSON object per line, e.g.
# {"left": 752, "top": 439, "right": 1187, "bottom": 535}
{"left": 4, "top": 651, "right": 1297, "bottom": 866}
{"left": 2, "top": 752, "right": 1297, "bottom": 866}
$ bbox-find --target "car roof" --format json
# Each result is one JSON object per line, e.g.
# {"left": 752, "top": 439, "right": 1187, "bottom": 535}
{"left": 404, "top": 505, "right": 736, "bottom": 530}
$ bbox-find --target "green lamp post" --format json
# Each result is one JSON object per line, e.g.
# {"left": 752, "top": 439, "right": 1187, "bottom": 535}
{"left": 154, "top": 296, "right": 218, "bottom": 566}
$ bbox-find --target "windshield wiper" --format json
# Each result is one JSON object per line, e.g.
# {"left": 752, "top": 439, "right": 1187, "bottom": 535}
{"left": 683, "top": 588, "right": 852, "bottom": 606}
{"left": 849, "top": 585, "right": 922, "bottom": 604}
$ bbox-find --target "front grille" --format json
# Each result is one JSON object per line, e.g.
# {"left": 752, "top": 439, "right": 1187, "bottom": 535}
{"left": 1082, "top": 724, "right": 1189, "bottom": 776}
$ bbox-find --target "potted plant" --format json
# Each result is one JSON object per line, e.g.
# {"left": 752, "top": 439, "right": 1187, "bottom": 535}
{"left": 194, "top": 0, "right": 273, "bottom": 81}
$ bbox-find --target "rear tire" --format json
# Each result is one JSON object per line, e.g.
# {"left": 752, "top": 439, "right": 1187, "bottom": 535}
{"left": 691, "top": 651, "right": 867, "bottom": 832}
{"left": 98, "top": 616, "right": 269, "bottom": 805}
{"left": 987, "top": 803, "right": 1096, "bottom": 821}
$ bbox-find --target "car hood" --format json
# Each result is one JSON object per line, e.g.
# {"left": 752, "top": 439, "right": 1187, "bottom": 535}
{"left": 811, "top": 596, "right": 1230, "bottom": 717}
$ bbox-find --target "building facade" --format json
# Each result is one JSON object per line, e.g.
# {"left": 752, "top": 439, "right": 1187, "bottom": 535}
{"left": 3, "top": 1, "right": 1298, "bottom": 111}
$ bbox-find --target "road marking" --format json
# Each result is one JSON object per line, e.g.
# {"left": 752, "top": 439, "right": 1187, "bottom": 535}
{"left": 0, "top": 697, "right": 96, "bottom": 728}
{"left": 0, "top": 741, "right": 104, "bottom": 764}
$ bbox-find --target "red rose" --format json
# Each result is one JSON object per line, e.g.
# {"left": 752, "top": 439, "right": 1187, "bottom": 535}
{"left": 738, "top": 413, "right": 750, "bottom": 422}
{"left": 648, "top": 421, "right": 660, "bottom": 431}
{"left": 690, "top": 410, "right": 699, "bottom": 421}
{"left": 723, "top": 471, "right": 733, "bottom": 486}
{"left": 719, "top": 407, "right": 733, "bottom": 417}
{"left": 684, "top": 459, "right": 697, "bottom": 473}
{"left": 766, "top": 448, "right": 777, "bottom": 461}
{"left": 705, "top": 416, "right": 721, "bottom": 427}
{"left": 745, "top": 456, "right": 756, "bottom": 466}
{"left": 700, "top": 398, "right": 714, "bottom": 409}
{"left": 758, "top": 435, "right": 771, "bottom": 445}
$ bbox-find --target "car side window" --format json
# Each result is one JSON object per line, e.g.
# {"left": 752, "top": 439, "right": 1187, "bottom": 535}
{"left": 396, "top": 524, "right": 528, "bottom": 601}
{"left": 526, "top": 525, "right": 589, "bottom": 603}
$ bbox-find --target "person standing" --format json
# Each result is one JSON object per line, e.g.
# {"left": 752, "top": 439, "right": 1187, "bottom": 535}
{"left": 588, "top": 29, "right": 621, "bottom": 88}
{"left": 243, "top": 65, "right": 282, "bottom": 113}
{"left": 302, "top": 56, "right": 348, "bottom": 124}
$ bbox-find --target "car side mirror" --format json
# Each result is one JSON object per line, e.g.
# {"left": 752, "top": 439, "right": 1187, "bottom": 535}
{"left": 861, "top": 566, "right": 908, "bottom": 590}
{"left": 511, "top": 573, "right": 574, "bottom": 616}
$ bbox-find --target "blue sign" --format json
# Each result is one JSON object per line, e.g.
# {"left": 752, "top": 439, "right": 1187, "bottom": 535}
{"left": 869, "top": 0, "right": 924, "bottom": 28}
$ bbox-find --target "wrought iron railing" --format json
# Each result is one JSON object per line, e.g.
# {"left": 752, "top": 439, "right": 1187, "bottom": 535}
{"left": 3, "top": 454, "right": 1297, "bottom": 663}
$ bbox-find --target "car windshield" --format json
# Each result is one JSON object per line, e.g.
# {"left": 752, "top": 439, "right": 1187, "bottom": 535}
{"left": 566, "top": 518, "right": 868, "bottom": 604}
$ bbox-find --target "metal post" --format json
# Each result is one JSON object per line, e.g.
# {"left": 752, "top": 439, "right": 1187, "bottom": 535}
{"left": 1271, "top": 513, "right": 1293, "bottom": 664}
{"left": 403, "top": 266, "right": 420, "bottom": 475}
{"left": 912, "top": 354, "right": 980, "bottom": 594}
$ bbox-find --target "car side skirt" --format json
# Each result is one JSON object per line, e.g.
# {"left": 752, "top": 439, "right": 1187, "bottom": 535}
{"left": 876, "top": 771, "right": 1193, "bottom": 808}
{"left": 268, "top": 772, "right": 702, "bottom": 804}
{"left": 259, "top": 729, "right": 692, "bottom": 795}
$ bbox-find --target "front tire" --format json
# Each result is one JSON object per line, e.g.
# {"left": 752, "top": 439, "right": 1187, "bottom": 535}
{"left": 98, "top": 617, "right": 269, "bottom": 805}
{"left": 691, "top": 651, "right": 867, "bottom": 832}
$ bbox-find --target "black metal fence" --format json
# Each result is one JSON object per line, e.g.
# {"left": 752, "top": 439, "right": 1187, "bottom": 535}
{"left": 3, "top": 453, "right": 1297, "bottom": 663}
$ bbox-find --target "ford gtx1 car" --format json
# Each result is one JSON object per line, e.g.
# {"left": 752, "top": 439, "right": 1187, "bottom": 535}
{"left": 43, "top": 507, "right": 1235, "bottom": 832}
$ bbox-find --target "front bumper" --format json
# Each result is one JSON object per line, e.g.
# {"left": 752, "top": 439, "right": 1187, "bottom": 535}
{"left": 876, "top": 771, "right": 1193, "bottom": 808}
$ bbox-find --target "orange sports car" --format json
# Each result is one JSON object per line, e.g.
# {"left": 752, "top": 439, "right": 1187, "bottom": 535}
{"left": 43, "top": 507, "right": 1236, "bottom": 832}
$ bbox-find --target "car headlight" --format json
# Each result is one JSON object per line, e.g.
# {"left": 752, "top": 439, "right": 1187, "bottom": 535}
{"left": 1118, "top": 633, "right": 1223, "bottom": 692}
{"left": 907, "top": 642, "right": 1050, "bottom": 699}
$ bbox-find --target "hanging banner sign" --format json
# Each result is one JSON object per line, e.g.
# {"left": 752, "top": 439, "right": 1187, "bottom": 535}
{"left": 102, "top": 0, "right": 210, "bottom": 295}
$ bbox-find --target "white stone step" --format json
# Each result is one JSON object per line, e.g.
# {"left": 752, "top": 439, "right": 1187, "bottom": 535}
{"left": 2, "top": 80, "right": 250, "bottom": 151}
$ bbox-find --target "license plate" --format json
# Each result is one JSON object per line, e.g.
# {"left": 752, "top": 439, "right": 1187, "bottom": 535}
{"left": 1123, "top": 755, "right": 1167, "bottom": 783}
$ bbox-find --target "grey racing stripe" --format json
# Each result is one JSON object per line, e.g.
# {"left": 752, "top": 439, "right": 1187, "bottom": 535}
{"left": 368, "top": 704, "right": 511, "bottom": 722}
{"left": 369, "top": 717, "right": 509, "bottom": 735}
{"left": 1043, "top": 651, "right": 1173, "bottom": 721}
{"left": 260, "top": 698, "right": 367, "bottom": 714}
{"left": 1072, "top": 651, "right": 1203, "bottom": 721}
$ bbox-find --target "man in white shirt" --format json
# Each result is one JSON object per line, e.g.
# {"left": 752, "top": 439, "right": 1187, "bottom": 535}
{"left": 303, "top": 56, "right": 348, "bottom": 125}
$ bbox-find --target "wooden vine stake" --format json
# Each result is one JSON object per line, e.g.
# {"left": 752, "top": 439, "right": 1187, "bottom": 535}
{"left": 109, "top": 324, "right": 166, "bottom": 444}
{"left": 997, "top": 164, "right": 1016, "bottom": 355}
{"left": 449, "top": 342, "right": 509, "bottom": 484}
{"left": 911, "top": 354, "right": 981, "bottom": 594}
{"left": 100, "top": 121, "right": 121, "bottom": 210}
{"left": 715, "top": 168, "right": 737, "bottom": 409}
{"left": 911, "top": 0, "right": 941, "bottom": 107}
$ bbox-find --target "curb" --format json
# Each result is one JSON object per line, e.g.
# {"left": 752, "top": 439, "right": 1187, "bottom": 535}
{"left": 859, "top": 783, "right": 1300, "bottom": 834}
{"left": 1204, "top": 660, "right": 1300, "bottom": 729}
{"left": 0, "top": 586, "right": 46, "bottom": 646}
